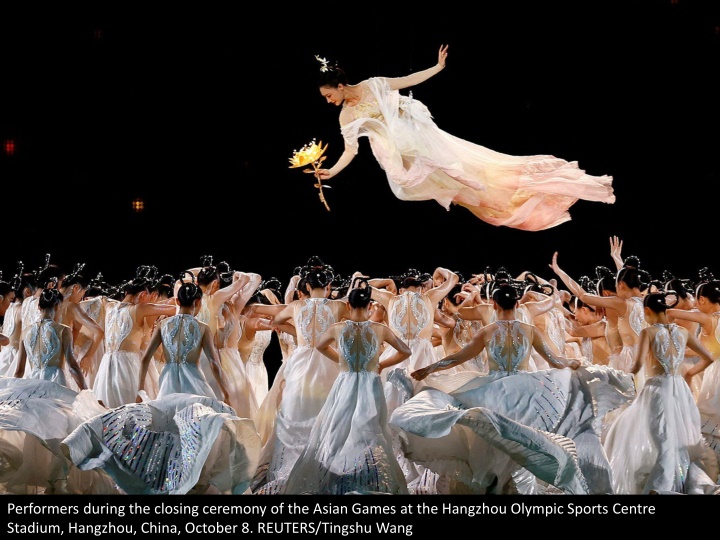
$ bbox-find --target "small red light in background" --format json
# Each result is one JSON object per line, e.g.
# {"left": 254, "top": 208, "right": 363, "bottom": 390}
{"left": 132, "top": 198, "right": 145, "bottom": 212}
{"left": 94, "top": 29, "right": 103, "bottom": 39}
{"left": 4, "top": 139, "right": 15, "bottom": 156}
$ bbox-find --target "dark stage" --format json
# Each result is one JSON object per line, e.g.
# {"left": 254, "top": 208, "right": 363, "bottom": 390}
{"left": 2, "top": 2, "right": 718, "bottom": 285}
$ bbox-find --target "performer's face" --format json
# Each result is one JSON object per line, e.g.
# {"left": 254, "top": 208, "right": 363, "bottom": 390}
{"left": 319, "top": 85, "right": 343, "bottom": 106}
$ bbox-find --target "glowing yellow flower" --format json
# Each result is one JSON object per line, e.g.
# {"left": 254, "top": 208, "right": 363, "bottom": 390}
{"left": 288, "top": 139, "right": 331, "bottom": 211}
{"left": 289, "top": 140, "right": 328, "bottom": 168}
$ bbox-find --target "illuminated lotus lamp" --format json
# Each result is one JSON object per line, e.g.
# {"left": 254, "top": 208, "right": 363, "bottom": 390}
{"left": 288, "top": 139, "right": 331, "bottom": 211}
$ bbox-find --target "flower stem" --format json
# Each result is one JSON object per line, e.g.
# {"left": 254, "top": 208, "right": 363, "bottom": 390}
{"left": 313, "top": 163, "right": 331, "bottom": 211}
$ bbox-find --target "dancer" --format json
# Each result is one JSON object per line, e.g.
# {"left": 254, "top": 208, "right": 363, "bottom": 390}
{"left": 602, "top": 291, "right": 719, "bottom": 494}
{"left": 139, "top": 271, "right": 176, "bottom": 397}
{"left": 369, "top": 266, "right": 459, "bottom": 493}
{"left": 550, "top": 252, "right": 649, "bottom": 385}
{"left": 75, "top": 273, "right": 114, "bottom": 389}
{"left": 662, "top": 271, "right": 702, "bottom": 397}
{"left": 92, "top": 270, "right": 176, "bottom": 408}
{"left": 391, "top": 283, "right": 594, "bottom": 494}
{"left": 14, "top": 282, "right": 87, "bottom": 390}
{"left": 56, "top": 263, "right": 105, "bottom": 391}
{"left": 280, "top": 279, "right": 411, "bottom": 494}
{"left": 137, "top": 272, "right": 231, "bottom": 405}
{"left": 2, "top": 282, "right": 115, "bottom": 494}
{"left": 186, "top": 256, "right": 260, "bottom": 399}
{"left": 212, "top": 262, "right": 260, "bottom": 419}
{"left": 251, "top": 256, "right": 350, "bottom": 494}
{"left": 565, "top": 292, "right": 612, "bottom": 366}
{"left": 239, "top": 279, "right": 283, "bottom": 407}
{"left": 312, "top": 45, "right": 614, "bottom": 231}
{"left": 0, "top": 272, "right": 15, "bottom": 324}
{"left": 434, "top": 281, "right": 486, "bottom": 374}
{"left": 666, "top": 272, "right": 720, "bottom": 464}
{"left": 0, "top": 273, "right": 21, "bottom": 377}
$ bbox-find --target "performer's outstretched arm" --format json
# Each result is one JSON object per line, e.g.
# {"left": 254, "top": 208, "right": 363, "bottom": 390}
{"left": 386, "top": 44, "right": 448, "bottom": 91}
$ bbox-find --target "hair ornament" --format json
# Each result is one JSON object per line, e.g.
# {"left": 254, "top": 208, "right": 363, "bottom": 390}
{"left": 699, "top": 267, "right": 715, "bottom": 283}
{"left": 67, "top": 262, "right": 86, "bottom": 282}
{"left": 623, "top": 255, "right": 641, "bottom": 269}
{"left": 217, "top": 261, "right": 233, "bottom": 282}
{"left": 315, "top": 55, "right": 330, "bottom": 72}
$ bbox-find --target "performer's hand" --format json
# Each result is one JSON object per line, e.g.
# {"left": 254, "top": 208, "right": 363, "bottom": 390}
{"left": 79, "top": 354, "right": 92, "bottom": 375}
{"left": 566, "top": 358, "right": 581, "bottom": 370}
{"left": 610, "top": 235, "right": 624, "bottom": 269}
{"left": 438, "top": 44, "right": 449, "bottom": 68}
{"left": 305, "top": 168, "right": 332, "bottom": 180}
{"left": 411, "top": 367, "right": 429, "bottom": 381}
{"left": 549, "top": 251, "right": 561, "bottom": 275}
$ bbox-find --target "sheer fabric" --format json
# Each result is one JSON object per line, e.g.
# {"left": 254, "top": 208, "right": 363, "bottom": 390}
{"left": 62, "top": 393, "right": 261, "bottom": 495}
{"left": 339, "top": 77, "right": 614, "bottom": 231}
{"left": 390, "top": 321, "right": 634, "bottom": 494}
{"left": 281, "top": 321, "right": 407, "bottom": 494}
{"left": 603, "top": 323, "right": 719, "bottom": 494}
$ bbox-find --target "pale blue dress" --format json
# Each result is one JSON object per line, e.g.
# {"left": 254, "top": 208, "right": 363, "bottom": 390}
{"left": 281, "top": 320, "right": 408, "bottom": 494}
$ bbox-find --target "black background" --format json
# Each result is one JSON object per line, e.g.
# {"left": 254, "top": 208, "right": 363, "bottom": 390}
{"left": 2, "top": 1, "right": 718, "bottom": 290}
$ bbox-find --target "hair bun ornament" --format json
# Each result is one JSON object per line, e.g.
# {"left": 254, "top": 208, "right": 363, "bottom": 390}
{"left": 315, "top": 55, "right": 330, "bottom": 72}
{"left": 624, "top": 255, "right": 641, "bottom": 269}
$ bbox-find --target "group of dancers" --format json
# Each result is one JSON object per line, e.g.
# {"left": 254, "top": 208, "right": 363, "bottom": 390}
{"left": 0, "top": 239, "right": 718, "bottom": 495}
{"left": 0, "top": 43, "right": 717, "bottom": 496}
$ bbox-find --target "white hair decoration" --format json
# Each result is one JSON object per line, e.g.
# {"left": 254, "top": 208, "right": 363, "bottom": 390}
{"left": 315, "top": 55, "right": 329, "bottom": 72}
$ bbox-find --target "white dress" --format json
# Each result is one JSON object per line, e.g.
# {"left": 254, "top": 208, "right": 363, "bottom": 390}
{"left": 93, "top": 302, "right": 159, "bottom": 408}
{"left": 379, "top": 290, "right": 447, "bottom": 494}
{"left": 74, "top": 296, "right": 108, "bottom": 389}
{"left": 0, "top": 302, "right": 20, "bottom": 377}
{"left": 698, "top": 313, "right": 720, "bottom": 463}
{"left": 23, "top": 319, "right": 70, "bottom": 385}
{"left": 17, "top": 296, "right": 41, "bottom": 378}
{"left": 443, "top": 314, "right": 487, "bottom": 374}
{"left": 0, "top": 319, "right": 115, "bottom": 495}
{"left": 155, "top": 314, "right": 217, "bottom": 399}
{"left": 246, "top": 329, "right": 272, "bottom": 406}
{"left": 62, "top": 392, "right": 262, "bottom": 495}
{"left": 215, "top": 306, "right": 257, "bottom": 420}
{"left": 0, "top": 377, "right": 117, "bottom": 494}
{"left": 340, "top": 77, "right": 614, "bottom": 231}
{"left": 253, "top": 298, "right": 341, "bottom": 494}
{"left": 390, "top": 320, "right": 634, "bottom": 494}
{"left": 281, "top": 321, "right": 408, "bottom": 494}
{"left": 603, "top": 323, "right": 720, "bottom": 494}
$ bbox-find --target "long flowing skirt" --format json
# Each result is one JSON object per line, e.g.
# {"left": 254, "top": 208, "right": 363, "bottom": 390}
{"left": 157, "top": 362, "right": 216, "bottom": 400}
{"left": 390, "top": 365, "right": 633, "bottom": 494}
{"left": 357, "top": 77, "right": 614, "bottom": 231}
{"left": 697, "top": 360, "right": 720, "bottom": 463}
{"left": 62, "top": 392, "right": 261, "bottom": 495}
{"left": 0, "top": 345, "right": 19, "bottom": 378}
{"left": 218, "top": 347, "right": 258, "bottom": 421}
{"left": 603, "top": 374, "right": 719, "bottom": 494}
{"left": 281, "top": 371, "right": 407, "bottom": 495}
{"left": 252, "top": 345, "right": 339, "bottom": 494}
{"left": 93, "top": 350, "right": 155, "bottom": 408}
{"left": 0, "top": 377, "right": 117, "bottom": 494}
{"left": 381, "top": 337, "right": 452, "bottom": 493}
